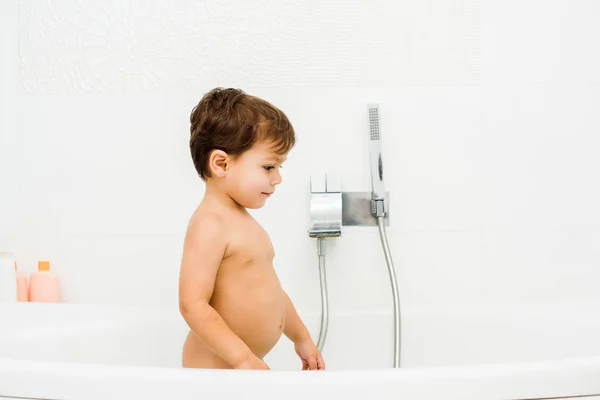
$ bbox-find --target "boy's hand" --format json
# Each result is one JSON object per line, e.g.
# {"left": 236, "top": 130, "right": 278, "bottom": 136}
{"left": 234, "top": 355, "right": 270, "bottom": 370}
{"left": 294, "top": 339, "right": 325, "bottom": 370}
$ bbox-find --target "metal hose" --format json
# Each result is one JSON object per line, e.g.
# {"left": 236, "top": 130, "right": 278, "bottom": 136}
{"left": 316, "top": 237, "right": 329, "bottom": 352}
{"left": 377, "top": 216, "right": 401, "bottom": 368}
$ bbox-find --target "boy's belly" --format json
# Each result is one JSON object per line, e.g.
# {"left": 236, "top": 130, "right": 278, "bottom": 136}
{"left": 182, "top": 289, "right": 285, "bottom": 369}
{"left": 211, "top": 285, "right": 286, "bottom": 359}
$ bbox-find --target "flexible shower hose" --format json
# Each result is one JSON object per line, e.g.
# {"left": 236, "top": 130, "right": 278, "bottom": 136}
{"left": 377, "top": 216, "right": 401, "bottom": 368}
{"left": 313, "top": 223, "right": 399, "bottom": 366}
{"left": 316, "top": 237, "right": 329, "bottom": 352}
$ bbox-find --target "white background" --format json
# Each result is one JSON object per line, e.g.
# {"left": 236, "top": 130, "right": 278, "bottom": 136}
{"left": 1, "top": 0, "right": 599, "bottom": 321}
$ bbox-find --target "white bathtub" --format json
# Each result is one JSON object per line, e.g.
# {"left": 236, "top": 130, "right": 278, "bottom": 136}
{"left": 1, "top": 302, "right": 599, "bottom": 400}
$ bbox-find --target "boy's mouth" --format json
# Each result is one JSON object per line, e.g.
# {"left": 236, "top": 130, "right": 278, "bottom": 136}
{"left": 261, "top": 192, "right": 273, "bottom": 197}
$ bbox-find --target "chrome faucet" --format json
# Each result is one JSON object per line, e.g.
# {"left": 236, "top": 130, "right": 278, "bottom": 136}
{"left": 308, "top": 173, "right": 342, "bottom": 238}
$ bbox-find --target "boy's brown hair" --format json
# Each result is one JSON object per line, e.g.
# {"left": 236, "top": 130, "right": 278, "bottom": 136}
{"left": 189, "top": 88, "right": 296, "bottom": 181}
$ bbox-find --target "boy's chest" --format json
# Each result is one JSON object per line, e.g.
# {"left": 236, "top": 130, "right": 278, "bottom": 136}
{"left": 225, "top": 220, "right": 275, "bottom": 263}
{"left": 217, "top": 222, "right": 280, "bottom": 291}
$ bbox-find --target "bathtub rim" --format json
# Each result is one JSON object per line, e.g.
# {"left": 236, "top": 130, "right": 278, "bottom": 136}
{"left": 1, "top": 355, "right": 600, "bottom": 400}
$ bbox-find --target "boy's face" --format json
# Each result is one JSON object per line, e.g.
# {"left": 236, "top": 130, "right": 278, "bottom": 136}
{"left": 226, "top": 140, "right": 287, "bottom": 209}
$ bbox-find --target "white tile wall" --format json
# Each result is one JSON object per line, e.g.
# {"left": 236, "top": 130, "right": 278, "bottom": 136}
{"left": 1, "top": 0, "right": 599, "bottom": 319}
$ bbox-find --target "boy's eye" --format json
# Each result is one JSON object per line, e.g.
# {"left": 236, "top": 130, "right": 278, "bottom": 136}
{"left": 263, "top": 164, "right": 283, "bottom": 171}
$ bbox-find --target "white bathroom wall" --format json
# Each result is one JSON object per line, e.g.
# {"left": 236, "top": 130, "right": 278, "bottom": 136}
{"left": 0, "top": 1, "right": 19, "bottom": 256}
{"left": 1, "top": 0, "right": 600, "bottom": 322}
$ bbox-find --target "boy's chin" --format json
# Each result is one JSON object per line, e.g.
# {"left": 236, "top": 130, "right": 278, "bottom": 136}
{"left": 245, "top": 201, "right": 267, "bottom": 210}
{"left": 237, "top": 198, "right": 267, "bottom": 209}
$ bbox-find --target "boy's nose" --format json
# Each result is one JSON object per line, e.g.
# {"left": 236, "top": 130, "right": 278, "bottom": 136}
{"left": 271, "top": 170, "right": 283, "bottom": 186}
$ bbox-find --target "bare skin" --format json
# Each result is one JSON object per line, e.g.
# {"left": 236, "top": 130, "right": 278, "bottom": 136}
{"left": 179, "top": 140, "right": 325, "bottom": 370}
{"left": 181, "top": 205, "right": 285, "bottom": 368}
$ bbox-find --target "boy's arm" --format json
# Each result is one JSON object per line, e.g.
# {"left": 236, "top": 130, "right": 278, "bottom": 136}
{"left": 282, "top": 291, "right": 312, "bottom": 344}
{"left": 283, "top": 291, "right": 326, "bottom": 370}
{"left": 179, "top": 214, "right": 265, "bottom": 369}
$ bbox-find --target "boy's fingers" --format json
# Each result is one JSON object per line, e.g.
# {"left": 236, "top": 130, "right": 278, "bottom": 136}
{"left": 308, "top": 357, "right": 318, "bottom": 370}
{"left": 317, "top": 357, "right": 325, "bottom": 370}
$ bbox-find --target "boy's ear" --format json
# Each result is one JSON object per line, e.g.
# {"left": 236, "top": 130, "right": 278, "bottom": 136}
{"left": 209, "top": 149, "right": 229, "bottom": 178}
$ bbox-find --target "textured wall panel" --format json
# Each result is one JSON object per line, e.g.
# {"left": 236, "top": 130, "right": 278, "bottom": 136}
{"left": 19, "top": 0, "right": 481, "bottom": 93}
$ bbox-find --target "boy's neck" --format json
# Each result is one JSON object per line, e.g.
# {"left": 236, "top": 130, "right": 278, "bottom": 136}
{"left": 202, "top": 180, "right": 247, "bottom": 214}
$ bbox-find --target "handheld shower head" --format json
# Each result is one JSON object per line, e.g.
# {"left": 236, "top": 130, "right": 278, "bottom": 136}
{"left": 368, "top": 104, "right": 387, "bottom": 216}
{"left": 368, "top": 105, "right": 381, "bottom": 141}
{"left": 367, "top": 105, "right": 400, "bottom": 367}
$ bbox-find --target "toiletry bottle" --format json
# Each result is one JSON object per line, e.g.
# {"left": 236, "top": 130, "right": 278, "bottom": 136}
{"left": 15, "top": 262, "right": 28, "bottom": 302}
{"left": 0, "top": 252, "right": 18, "bottom": 302}
{"left": 29, "top": 261, "right": 61, "bottom": 303}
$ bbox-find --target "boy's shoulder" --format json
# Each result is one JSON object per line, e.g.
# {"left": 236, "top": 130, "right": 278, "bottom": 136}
{"left": 188, "top": 205, "right": 223, "bottom": 230}
{"left": 186, "top": 203, "right": 249, "bottom": 235}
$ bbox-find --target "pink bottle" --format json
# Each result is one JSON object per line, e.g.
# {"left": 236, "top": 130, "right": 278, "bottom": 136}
{"left": 14, "top": 262, "right": 28, "bottom": 302}
{"left": 29, "top": 261, "right": 61, "bottom": 303}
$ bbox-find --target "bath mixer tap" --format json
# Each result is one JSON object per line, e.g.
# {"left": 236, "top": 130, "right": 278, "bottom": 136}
{"left": 308, "top": 173, "right": 342, "bottom": 238}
